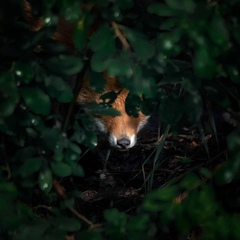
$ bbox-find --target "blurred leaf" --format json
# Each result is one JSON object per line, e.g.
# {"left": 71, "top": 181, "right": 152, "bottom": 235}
{"left": 160, "top": 18, "right": 178, "bottom": 30}
{"left": 14, "top": 62, "right": 34, "bottom": 84}
{"left": 69, "top": 142, "right": 82, "bottom": 155}
{"left": 89, "top": 24, "right": 115, "bottom": 54}
{"left": 127, "top": 214, "right": 149, "bottom": 230}
{"left": 19, "top": 157, "right": 43, "bottom": 178}
{"left": 193, "top": 48, "right": 217, "bottom": 79}
{"left": 41, "top": 128, "right": 61, "bottom": 151}
{"left": 51, "top": 162, "right": 72, "bottom": 177}
{"left": 165, "top": 0, "right": 196, "bottom": 13}
{"left": 63, "top": 1, "right": 81, "bottom": 22}
{"left": 14, "top": 147, "right": 37, "bottom": 161}
{"left": 159, "top": 94, "right": 183, "bottom": 126}
{"left": 227, "top": 65, "right": 240, "bottom": 84}
{"left": 183, "top": 92, "right": 202, "bottom": 123}
{"left": 64, "top": 148, "right": 80, "bottom": 162}
{"left": 227, "top": 128, "right": 240, "bottom": 154}
{"left": 0, "top": 70, "right": 19, "bottom": 117}
{"left": 104, "top": 208, "right": 128, "bottom": 226}
{"left": 73, "top": 10, "right": 96, "bottom": 49}
{"left": 143, "top": 186, "right": 178, "bottom": 211}
{"left": 45, "top": 76, "right": 73, "bottom": 103}
{"left": 78, "top": 231, "right": 105, "bottom": 240}
{"left": 38, "top": 164, "right": 52, "bottom": 193}
{"left": 180, "top": 173, "right": 200, "bottom": 190}
{"left": 88, "top": 102, "right": 121, "bottom": 116}
{"left": 91, "top": 52, "right": 112, "bottom": 72}
{"left": 55, "top": 217, "right": 81, "bottom": 231}
{"left": 82, "top": 131, "right": 98, "bottom": 149}
{"left": 45, "top": 55, "right": 83, "bottom": 76}
{"left": 88, "top": 71, "right": 106, "bottom": 93}
{"left": 157, "top": 31, "right": 182, "bottom": 56}
{"left": 208, "top": 13, "right": 229, "bottom": 48}
{"left": 148, "top": 3, "right": 174, "bottom": 16}
{"left": 115, "top": 0, "right": 134, "bottom": 9}
{"left": 20, "top": 87, "right": 51, "bottom": 115}
{"left": 123, "top": 27, "right": 155, "bottom": 60}
{"left": 108, "top": 57, "right": 133, "bottom": 77}
{"left": 68, "top": 161, "right": 84, "bottom": 177}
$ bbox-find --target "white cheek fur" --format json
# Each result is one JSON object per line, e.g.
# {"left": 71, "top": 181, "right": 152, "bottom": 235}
{"left": 94, "top": 118, "right": 107, "bottom": 133}
{"left": 137, "top": 116, "right": 150, "bottom": 132}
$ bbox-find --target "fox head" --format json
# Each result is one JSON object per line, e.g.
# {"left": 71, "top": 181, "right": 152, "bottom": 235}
{"left": 78, "top": 75, "right": 149, "bottom": 150}
{"left": 93, "top": 90, "right": 149, "bottom": 150}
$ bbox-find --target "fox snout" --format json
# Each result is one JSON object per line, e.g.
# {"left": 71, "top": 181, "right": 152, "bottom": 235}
{"left": 95, "top": 113, "right": 149, "bottom": 150}
{"left": 109, "top": 134, "right": 137, "bottom": 150}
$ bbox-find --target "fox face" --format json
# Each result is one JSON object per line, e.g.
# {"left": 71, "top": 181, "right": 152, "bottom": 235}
{"left": 94, "top": 113, "right": 149, "bottom": 149}
{"left": 78, "top": 75, "right": 149, "bottom": 150}
{"left": 94, "top": 93, "right": 149, "bottom": 149}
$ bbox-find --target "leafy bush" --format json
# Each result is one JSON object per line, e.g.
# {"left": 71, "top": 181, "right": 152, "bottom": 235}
{"left": 1, "top": 0, "right": 240, "bottom": 239}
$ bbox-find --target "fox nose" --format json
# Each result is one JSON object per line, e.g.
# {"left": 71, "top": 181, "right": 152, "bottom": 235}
{"left": 117, "top": 137, "right": 131, "bottom": 149}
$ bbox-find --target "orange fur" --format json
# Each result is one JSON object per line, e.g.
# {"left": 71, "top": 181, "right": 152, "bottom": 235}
{"left": 23, "top": 0, "right": 149, "bottom": 149}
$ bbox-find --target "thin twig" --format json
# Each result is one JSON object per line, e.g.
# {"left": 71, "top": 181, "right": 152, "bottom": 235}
{"left": 111, "top": 21, "right": 130, "bottom": 50}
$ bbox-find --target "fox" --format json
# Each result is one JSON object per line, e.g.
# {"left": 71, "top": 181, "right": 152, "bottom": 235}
{"left": 23, "top": 0, "right": 150, "bottom": 149}
{"left": 78, "top": 74, "right": 149, "bottom": 149}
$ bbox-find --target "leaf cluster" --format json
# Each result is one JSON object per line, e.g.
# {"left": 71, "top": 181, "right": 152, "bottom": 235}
{"left": 1, "top": 0, "right": 240, "bottom": 239}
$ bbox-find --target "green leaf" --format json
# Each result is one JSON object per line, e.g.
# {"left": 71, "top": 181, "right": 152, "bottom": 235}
{"left": 104, "top": 208, "right": 128, "bottom": 226}
{"left": 90, "top": 52, "right": 112, "bottom": 72}
{"left": 82, "top": 131, "right": 98, "bottom": 149}
{"left": 14, "top": 147, "right": 37, "bottom": 161}
{"left": 55, "top": 217, "right": 81, "bottom": 231}
{"left": 38, "top": 164, "right": 52, "bottom": 193}
{"left": 14, "top": 62, "right": 34, "bottom": 84}
{"left": 183, "top": 92, "right": 202, "bottom": 123}
{"left": 63, "top": 1, "right": 82, "bottom": 22}
{"left": 122, "top": 27, "right": 155, "bottom": 60}
{"left": 45, "top": 55, "right": 83, "bottom": 76}
{"left": 51, "top": 162, "right": 72, "bottom": 177}
{"left": 41, "top": 128, "right": 61, "bottom": 151}
{"left": 73, "top": 12, "right": 95, "bottom": 50}
{"left": 157, "top": 31, "right": 182, "bottom": 56}
{"left": 193, "top": 48, "right": 217, "bottom": 79}
{"left": 143, "top": 186, "right": 178, "bottom": 211}
{"left": 87, "top": 71, "right": 106, "bottom": 93}
{"left": 227, "top": 65, "right": 240, "bottom": 84}
{"left": 89, "top": 24, "right": 115, "bottom": 54}
{"left": 115, "top": 0, "right": 134, "bottom": 9}
{"left": 20, "top": 87, "right": 51, "bottom": 115}
{"left": 0, "top": 70, "right": 19, "bottom": 117}
{"left": 45, "top": 76, "right": 73, "bottom": 103}
{"left": 108, "top": 57, "right": 133, "bottom": 77}
{"left": 69, "top": 142, "right": 82, "bottom": 154}
{"left": 159, "top": 94, "right": 183, "bottom": 126}
{"left": 165, "top": 0, "right": 196, "bottom": 13}
{"left": 69, "top": 162, "right": 84, "bottom": 177}
{"left": 127, "top": 214, "right": 149, "bottom": 230}
{"left": 88, "top": 103, "right": 121, "bottom": 116}
{"left": 19, "top": 157, "right": 43, "bottom": 177}
{"left": 208, "top": 13, "right": 229, "bottom": 48}
{"left": 148, "top": 3, "right": 174, "bottom": 16}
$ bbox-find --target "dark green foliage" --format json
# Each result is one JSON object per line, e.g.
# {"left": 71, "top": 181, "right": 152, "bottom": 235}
{"left": 1, "top": 0, "right": 240, "bottom": 239}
